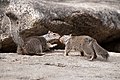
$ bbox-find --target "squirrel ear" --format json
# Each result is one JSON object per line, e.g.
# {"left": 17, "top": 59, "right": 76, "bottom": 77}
{"left": 70, "top": 34, "right": 72, "bottom": 36}
{"left": 48, "top": 31, "right": 51, "bottom": 34}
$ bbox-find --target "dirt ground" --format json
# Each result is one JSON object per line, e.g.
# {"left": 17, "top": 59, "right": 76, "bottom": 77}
{"left": 0, "top": 50, "right": 120, "bottom": 80}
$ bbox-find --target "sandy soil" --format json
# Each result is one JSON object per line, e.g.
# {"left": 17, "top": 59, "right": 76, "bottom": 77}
{"left": 0, "top": 50, "right": 120, "bottom": 80}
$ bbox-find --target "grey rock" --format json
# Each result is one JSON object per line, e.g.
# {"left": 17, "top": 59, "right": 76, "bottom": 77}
{"left": 0, "top": 0, "right": 120, "bottom": 52}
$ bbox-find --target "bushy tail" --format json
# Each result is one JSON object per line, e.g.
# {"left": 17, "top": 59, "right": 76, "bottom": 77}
{"left": 92, "top": 40, "right": 109, "bottom": 60}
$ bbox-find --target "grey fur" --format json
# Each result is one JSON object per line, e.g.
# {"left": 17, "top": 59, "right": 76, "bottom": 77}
{"left": 17, "top": 36, "right": 50, "bottom": 55}
{"left": 60, "top": 35, "right": 109, "bottom": 61}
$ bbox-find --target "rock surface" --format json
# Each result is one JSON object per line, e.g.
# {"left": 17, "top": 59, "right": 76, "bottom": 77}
{"left": 0, "top": 0, "right": 120, "bottom": 52}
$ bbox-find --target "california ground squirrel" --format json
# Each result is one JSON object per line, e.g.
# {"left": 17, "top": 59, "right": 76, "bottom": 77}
{"left": 60, "top": 34, "right": 109, "bottom": 61}
{"left": 17, "top": 36, "right": 55, "bottom": 55}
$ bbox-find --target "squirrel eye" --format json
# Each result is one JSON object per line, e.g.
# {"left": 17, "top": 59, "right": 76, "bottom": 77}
{"left": 16, "top": 21, "right": 19, "bottom": 24}
{"left": 53, "top": 33, "right": 56, "bottom": 36}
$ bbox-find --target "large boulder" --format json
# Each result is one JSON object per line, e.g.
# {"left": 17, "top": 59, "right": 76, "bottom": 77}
{"left": 0, "top": 0, "right": 120, "bottom": 52}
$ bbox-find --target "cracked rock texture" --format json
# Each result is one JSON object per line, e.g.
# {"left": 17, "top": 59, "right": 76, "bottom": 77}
{"left": 0, "top": 0, "right": 120, "bottom": 52}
